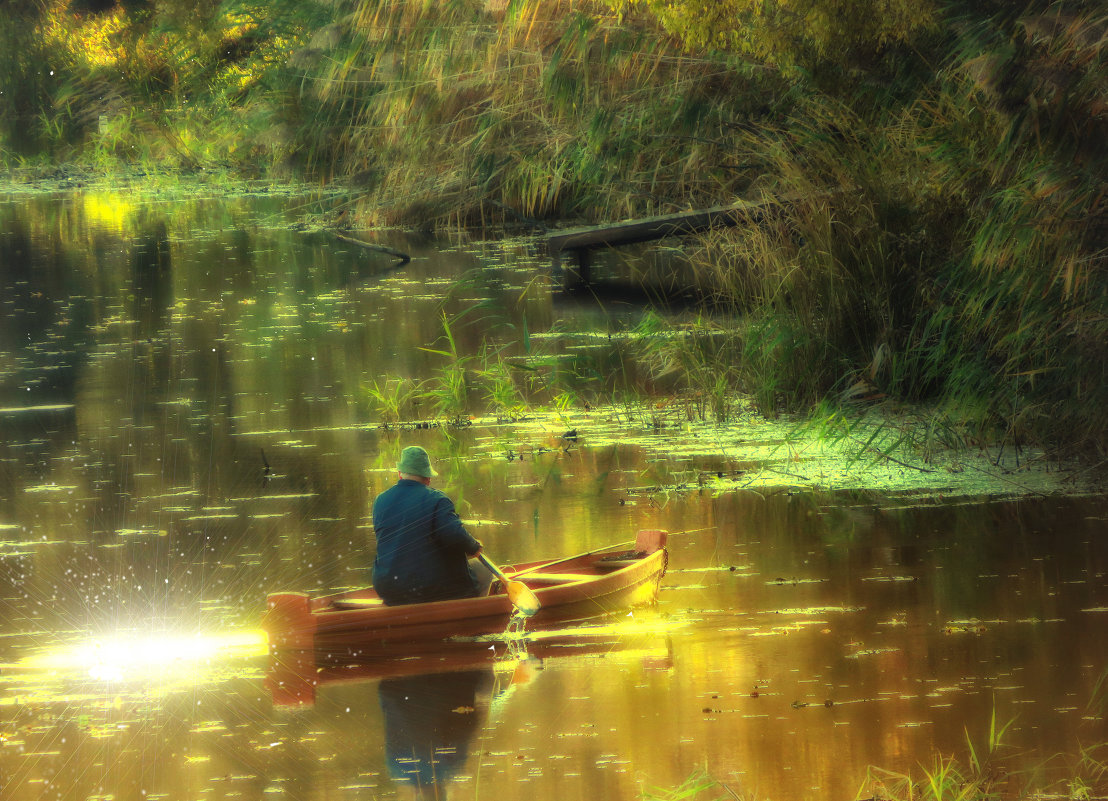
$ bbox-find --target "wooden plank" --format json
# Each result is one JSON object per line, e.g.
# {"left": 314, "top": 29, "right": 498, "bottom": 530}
{"left": 515, "top": 572, "right": 591, "bottom": 583}
{"left": 545, "top": 199, "right": 771, "bottom": 255}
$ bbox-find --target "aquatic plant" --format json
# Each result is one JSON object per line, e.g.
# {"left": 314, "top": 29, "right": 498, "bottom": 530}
{"left": 852, "top": 706, "right": 1108, "bottom": 801}
{"left": 364, "top": 376, "right": 419, "bottom": 428}
{"left": 631, "top": 311, "right": 744, "bottom": 422}
{"left": 419, "top": 314, "right": 473, "bottom": 425}
{"left": 641, "top": 770, "right": 741, "bottom": 801}
{"left": 475, "top": 351, "right": 530, "bottom": 420}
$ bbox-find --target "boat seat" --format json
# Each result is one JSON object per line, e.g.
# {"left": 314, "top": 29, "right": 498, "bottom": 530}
{"left": 331, "top": 597, "right": 385, "bottom": 609}
{"left": 595, "top": 550, "right": 649, "bottom": 571}
{"left": 514, "top": 572, "right": 589, "bottom": 584}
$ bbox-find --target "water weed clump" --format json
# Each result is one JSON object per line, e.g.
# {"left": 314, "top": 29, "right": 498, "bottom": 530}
{"left": 363, "top": 376, "right": 419, "bottom": 428}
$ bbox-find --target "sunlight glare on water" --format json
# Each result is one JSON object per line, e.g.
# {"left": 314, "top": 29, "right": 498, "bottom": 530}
{"left": 6, "top": 630, "right": 269, "bottom": 691}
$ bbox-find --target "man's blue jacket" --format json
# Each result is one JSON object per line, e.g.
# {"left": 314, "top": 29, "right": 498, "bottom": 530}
{"left": 371, "top": 479, "right": 483, "bottom": 605}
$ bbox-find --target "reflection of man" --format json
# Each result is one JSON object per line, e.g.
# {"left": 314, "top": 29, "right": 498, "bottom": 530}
{"left": 379, "top": 670, "right": 492, "bottom": 797}
{"left": 372, "top": 446, "right": 485, "bottom": 605}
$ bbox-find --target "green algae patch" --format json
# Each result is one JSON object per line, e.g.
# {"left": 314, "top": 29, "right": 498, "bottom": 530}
{"left": 459, "top": 401, "right": 1095, "bottom": 504}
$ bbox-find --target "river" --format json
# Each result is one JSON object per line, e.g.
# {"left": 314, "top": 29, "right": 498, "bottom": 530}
{"left": 1, "top": 188, "right": 1106, "bottom": 801}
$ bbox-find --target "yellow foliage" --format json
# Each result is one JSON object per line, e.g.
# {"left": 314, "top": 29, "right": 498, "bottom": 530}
{"left": 41, "top": 2, "right": 129, "bottom": 68}
{"left": 608, "top": 0, "right": 939, "bottom": 64}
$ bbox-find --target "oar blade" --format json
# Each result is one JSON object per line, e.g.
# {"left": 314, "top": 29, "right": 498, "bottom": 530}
{"left": 505, "top": 579, "right": 541, "bottom": 617}
{"left": 477, "top": 552, "right": 541, "bottom": 616}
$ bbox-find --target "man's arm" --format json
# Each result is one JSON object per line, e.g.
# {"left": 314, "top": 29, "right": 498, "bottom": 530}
{"left": 432, "top": 495, "right": 483, "bottom": 555}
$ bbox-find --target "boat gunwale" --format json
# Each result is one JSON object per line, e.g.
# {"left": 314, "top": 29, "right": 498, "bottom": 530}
{"left": 310, "top": 546, "right": 665, "bottom": 628}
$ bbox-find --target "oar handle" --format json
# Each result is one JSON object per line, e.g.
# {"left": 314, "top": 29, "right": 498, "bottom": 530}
{"left": 476, "top": 552, "right": 541, "bottom": 616}
{"left": 476, "top": 552, "right": 509, "bottom": 582}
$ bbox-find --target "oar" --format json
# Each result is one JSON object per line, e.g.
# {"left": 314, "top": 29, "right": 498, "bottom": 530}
{"left": 477, "top": 553, "right": 541, "bottom": 617}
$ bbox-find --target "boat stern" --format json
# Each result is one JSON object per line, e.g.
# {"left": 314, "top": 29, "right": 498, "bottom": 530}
{"left": 635, "top": 529, "right": 668, "bottom": 554}
{"left": 262, "top": 592, "right": 316, "bottom": 651}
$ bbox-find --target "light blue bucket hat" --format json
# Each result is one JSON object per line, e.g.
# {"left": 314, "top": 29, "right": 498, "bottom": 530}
{"left": 397, "top": 445, "right": 436, "bottom": 478}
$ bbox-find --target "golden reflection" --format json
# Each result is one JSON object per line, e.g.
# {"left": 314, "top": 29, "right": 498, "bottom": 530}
{"left": 79, "top": 191, "right": 138, "bottom": 234}
{"left": 6, "top": 630, "right": 268, "bottom": 687}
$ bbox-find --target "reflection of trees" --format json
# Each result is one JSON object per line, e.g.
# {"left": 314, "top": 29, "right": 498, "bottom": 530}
{"left": 0, "top": 197, "right": 383, "bottom": 629}
{"left": 0, "top": 209, "right": 91, "bottom": 406}
{"left": 131, "top": 219, "right": 172, "bottom": 339}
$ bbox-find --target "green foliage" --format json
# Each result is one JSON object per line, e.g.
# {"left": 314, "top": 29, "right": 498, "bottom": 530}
{"left": 0, "top": 3, "right": 65, "bottom": 158}
{"left": 668, "top": 2, "right": 1108, "bottom": 454}
{"left": 0, "top": 0, "right": 327, "bottom": 170}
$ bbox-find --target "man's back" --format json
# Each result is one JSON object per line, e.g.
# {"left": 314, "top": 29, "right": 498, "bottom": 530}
{"left": 371, "top": 478, "right": 482, "bottom": 605}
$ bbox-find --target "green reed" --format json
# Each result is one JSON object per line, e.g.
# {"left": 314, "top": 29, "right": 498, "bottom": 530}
{"left": 642, "top": 769, "right": 741, "bottom": 801}
{"left": 418, "top": 313, "right": 474, "bottom": 424}
{"left": 475, "top": 353, "right": 530, "bottom": 421}
{"left": 631, "top": 311, "right": 744, "bottom": 422}
{"left": 363, "top": 376, "right": 420, "bottom": 428}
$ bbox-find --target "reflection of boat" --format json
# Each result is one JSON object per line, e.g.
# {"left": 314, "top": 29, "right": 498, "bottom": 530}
{"left": 267, "top": 639, "right": 531, "bottom": 707}
{"left": 269, "top": 652, "right": 501, "bottom": 794}
{"left": 262, "top": 530, "right": 668, "bottom": 650}
{"left": 266, "top": 621, "right": 674, "bottom": 708}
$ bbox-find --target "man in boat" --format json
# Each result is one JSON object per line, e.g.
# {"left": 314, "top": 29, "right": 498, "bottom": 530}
{"left": 371, "top": 445, "right": 486, "bottom": 605}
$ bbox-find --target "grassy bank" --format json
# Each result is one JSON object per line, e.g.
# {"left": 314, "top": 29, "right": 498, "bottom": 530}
{"left": 1, "top": 0, "right": 1105, "bottom": 460}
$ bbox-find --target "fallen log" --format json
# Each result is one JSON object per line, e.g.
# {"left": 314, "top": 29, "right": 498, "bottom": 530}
{"left": 332, "top": 233, "right": 411, "bottom": 265}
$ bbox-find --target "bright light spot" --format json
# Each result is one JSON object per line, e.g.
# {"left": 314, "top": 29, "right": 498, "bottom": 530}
{"left": 18, "top": 631, "right": 268, "bottom": 683}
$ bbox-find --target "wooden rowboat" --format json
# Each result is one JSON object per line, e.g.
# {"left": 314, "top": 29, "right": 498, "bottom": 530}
{"left": 262, "top": 530, "right": 668, "bottom": 650}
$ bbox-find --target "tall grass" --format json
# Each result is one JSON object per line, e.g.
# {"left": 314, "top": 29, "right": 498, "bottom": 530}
{"left": 672, "top": 2, "right": 1108, "bottom": 454}
{"left": 855, "top": 707, "right": 1108, "bottom": 800}
{"left": 289, "top": 0, "right": 786, "bottom": 226}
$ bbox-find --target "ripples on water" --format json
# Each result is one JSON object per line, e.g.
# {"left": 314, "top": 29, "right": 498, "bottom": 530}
{"left": 0, "top": 191, "right": 1106, "bottom": 800}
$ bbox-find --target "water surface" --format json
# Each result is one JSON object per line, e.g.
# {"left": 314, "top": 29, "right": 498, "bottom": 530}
{"left": 1, "top": 191, "right": 1106, "bottom": 801}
